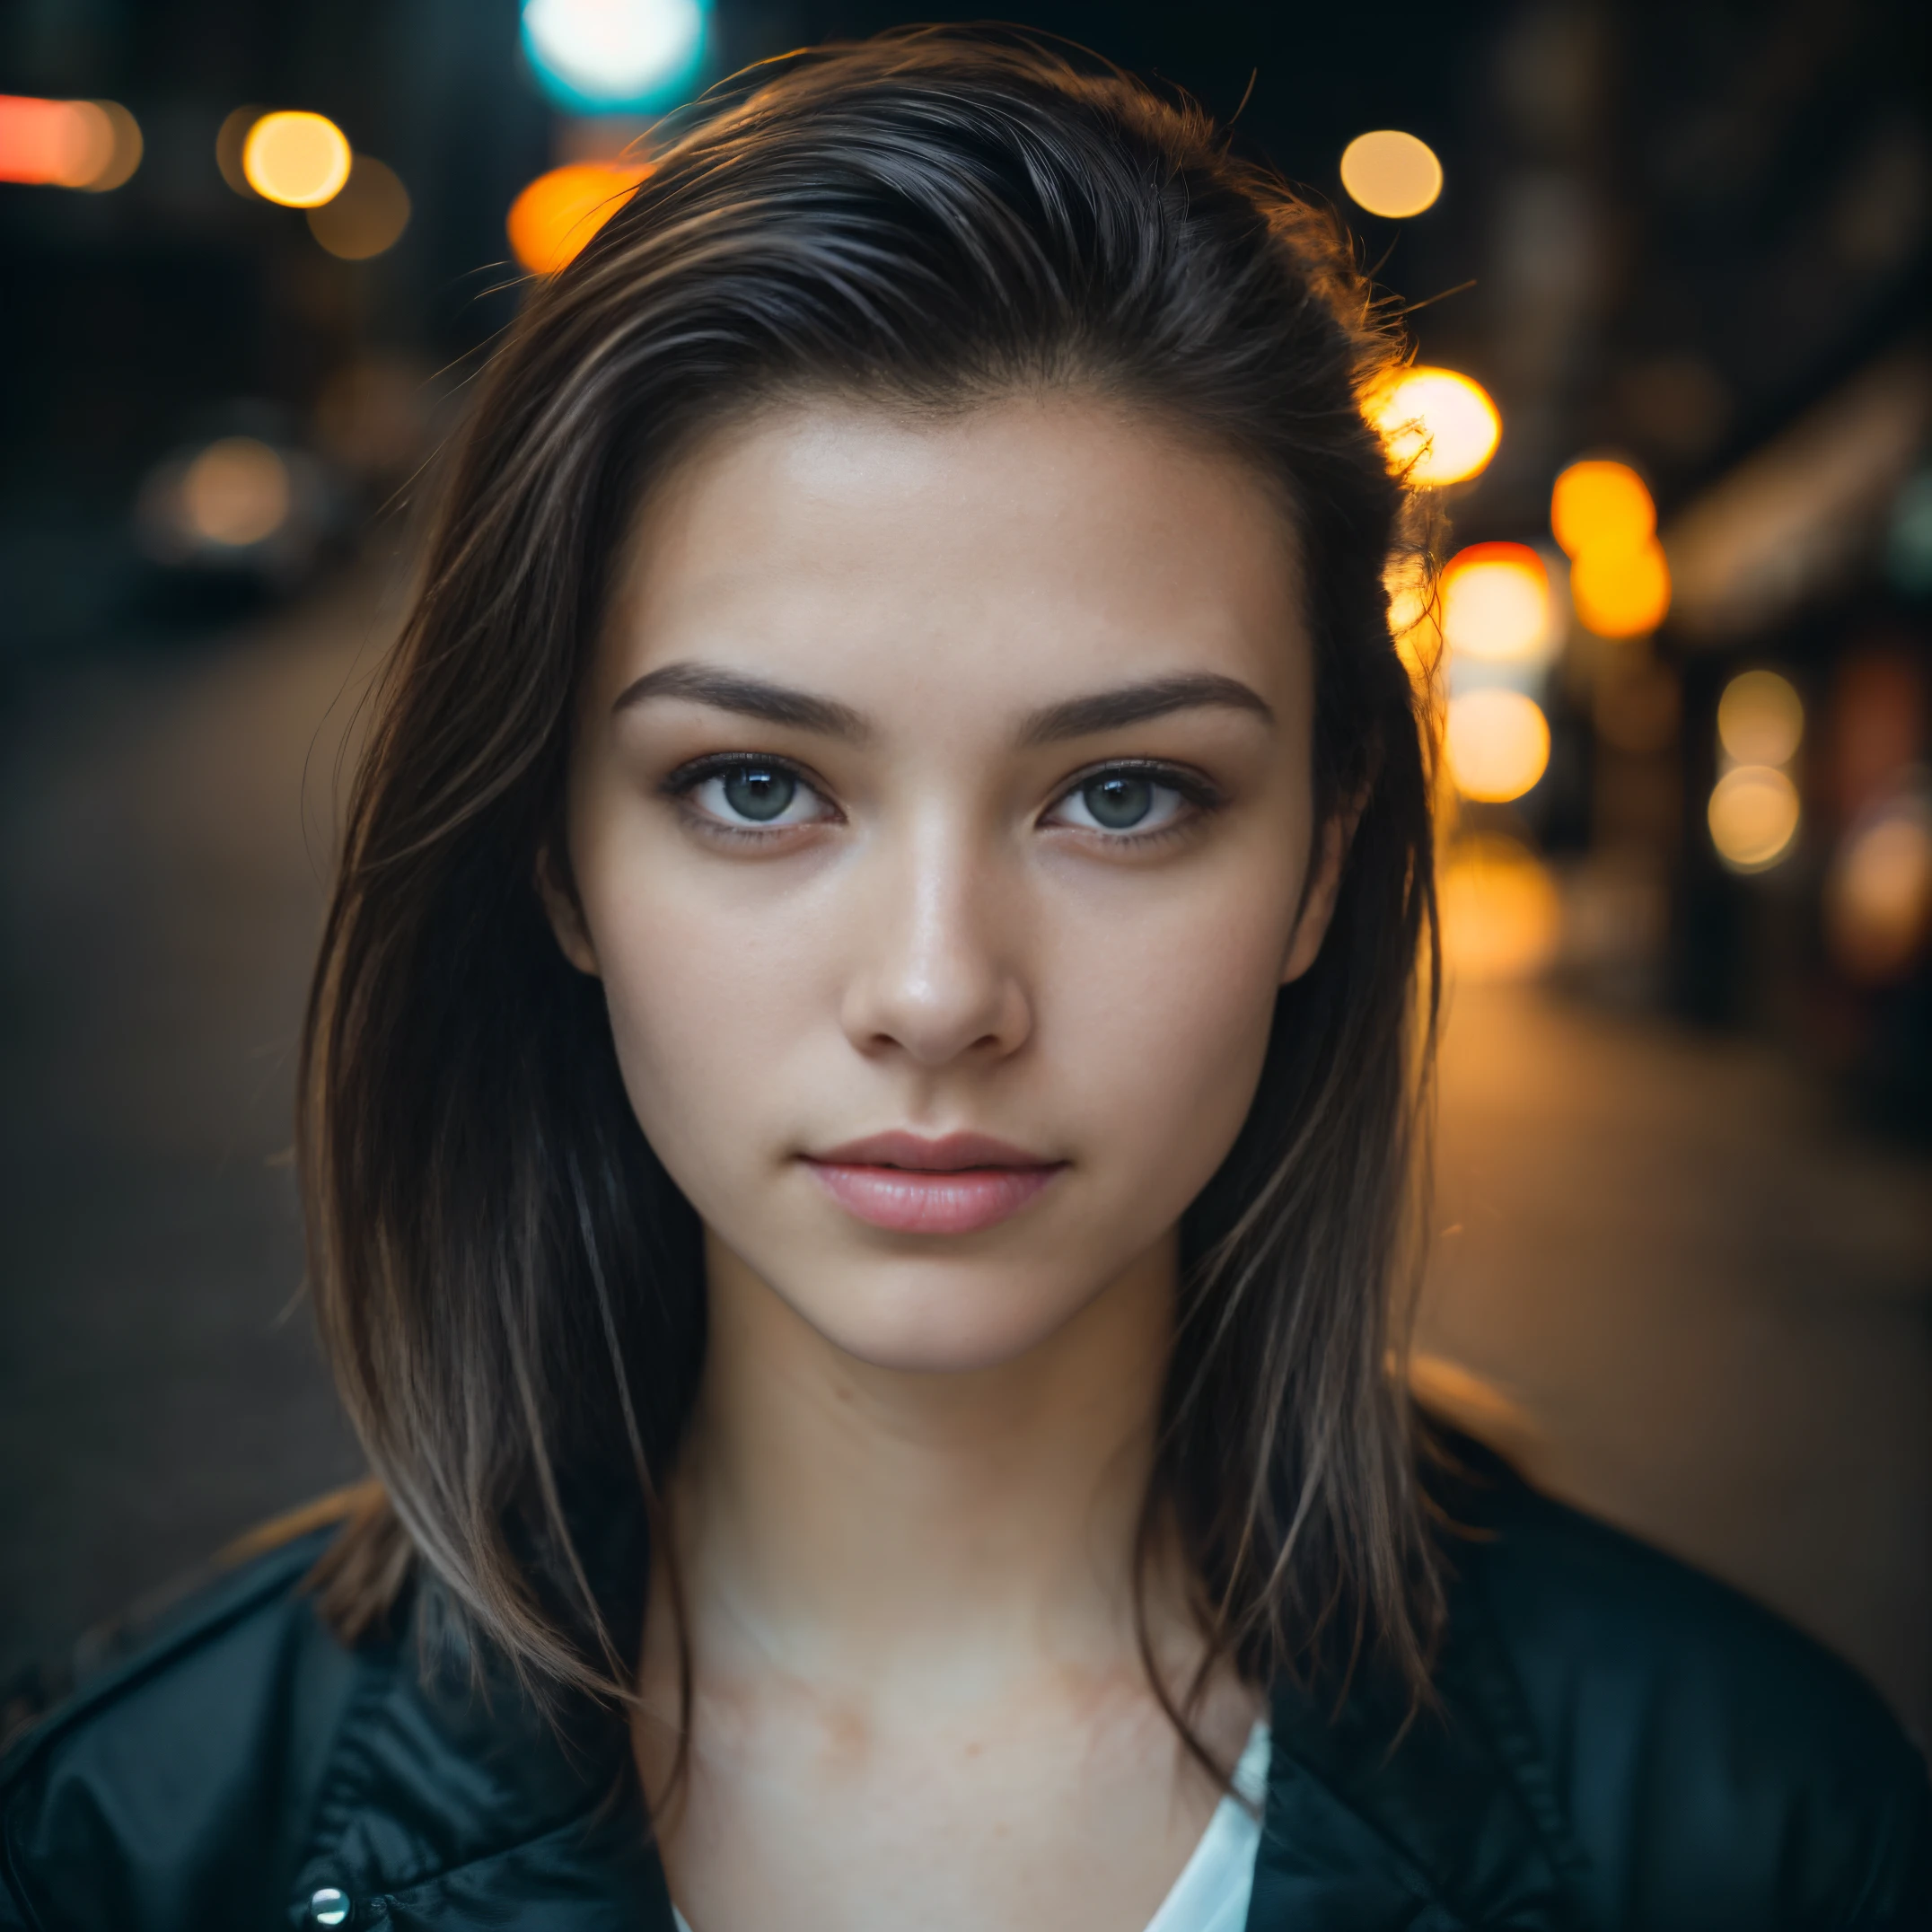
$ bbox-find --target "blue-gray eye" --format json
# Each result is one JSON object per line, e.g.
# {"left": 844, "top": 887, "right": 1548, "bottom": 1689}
{"left": 722, "top": 765, "right": 796, "bottom": 821}
{"left": 1080, "top": 774, "right": 1155, "bottom": 829}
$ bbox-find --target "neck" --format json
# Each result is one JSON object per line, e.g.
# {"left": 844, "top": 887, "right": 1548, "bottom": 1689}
{"left": 660, "top": 1228, "right": 1183, "bottom": 1690}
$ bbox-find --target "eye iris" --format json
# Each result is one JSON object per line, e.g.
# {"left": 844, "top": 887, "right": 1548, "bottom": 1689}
{"left": 723, "top": 766, "right": 796, "bottom": 821}
{"left": 1084, "top": 775, "right": 1153, "bottom": 830}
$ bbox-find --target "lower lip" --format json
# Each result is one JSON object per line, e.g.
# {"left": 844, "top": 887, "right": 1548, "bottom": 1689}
{"left": 804, "top": 1161, "right": 1063, "bottom": 1234}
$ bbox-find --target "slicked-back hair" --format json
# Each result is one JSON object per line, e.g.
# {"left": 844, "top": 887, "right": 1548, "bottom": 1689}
{"left": 302, "top": 28, "right": 1444, "bottom": 1773}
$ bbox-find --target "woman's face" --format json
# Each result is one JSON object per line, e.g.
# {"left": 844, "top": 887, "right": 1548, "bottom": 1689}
{"left": 554, "top": 395, "right": 1342, "bottom": 1374}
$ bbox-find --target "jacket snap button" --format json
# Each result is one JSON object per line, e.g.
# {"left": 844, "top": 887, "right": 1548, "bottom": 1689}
{"left": 309, "top": 1889, "right": 352, "bottom": 1927}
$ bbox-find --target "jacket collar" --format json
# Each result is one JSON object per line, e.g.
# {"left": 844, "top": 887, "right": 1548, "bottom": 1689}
{"left": 291, "top": 1586, "right": 1573, "bottom": 1931}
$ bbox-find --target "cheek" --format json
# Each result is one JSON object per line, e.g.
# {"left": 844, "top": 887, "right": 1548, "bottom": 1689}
{"left": 1039, "top": 876, "right": 1293, "bottom": 1208}
{"left": 574, "top": 840, "right": 837, "bottom": 1199}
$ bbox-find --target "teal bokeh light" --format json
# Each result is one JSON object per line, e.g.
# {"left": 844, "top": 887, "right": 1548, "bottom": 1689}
{"left": 521, "top": 0, "right": 709, "bottom": 114}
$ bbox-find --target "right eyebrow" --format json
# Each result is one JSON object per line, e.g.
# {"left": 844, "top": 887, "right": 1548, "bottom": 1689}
{"left": 611, "top": 663, "right": 873, "bottom": 740}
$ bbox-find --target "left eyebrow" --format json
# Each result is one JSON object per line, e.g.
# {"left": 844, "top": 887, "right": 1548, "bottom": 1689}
{"left": 1017, "top": 673, "right": 1275, "bottom": 745}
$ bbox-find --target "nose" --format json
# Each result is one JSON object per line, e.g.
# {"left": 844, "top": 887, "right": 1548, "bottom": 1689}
{"left": 839, "top": 815, "right": 1032, "bottom": 1067}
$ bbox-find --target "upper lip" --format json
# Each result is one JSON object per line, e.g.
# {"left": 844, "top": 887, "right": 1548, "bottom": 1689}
{"left": 807, "top": 1130, "right": 1059, "bottom": 1172}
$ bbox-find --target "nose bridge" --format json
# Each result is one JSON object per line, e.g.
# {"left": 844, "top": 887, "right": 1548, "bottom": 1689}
{"left": 843, "top": 798, "right": 1027, "bottom": 1066}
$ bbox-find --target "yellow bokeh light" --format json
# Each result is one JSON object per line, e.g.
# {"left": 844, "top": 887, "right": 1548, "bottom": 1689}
{"left": 1550, "top": 458, "right": 1655, "bottom": 559}
{"left": 180, "top": 437, "right": 291, "bottom": 548}
{"left": 1569, "top": 535, "right": 1670, "bottom": 637}
{"left": 1716, "top": 669, "right": 1803, "bottom": 768}
{"left": 507, "top": 161, "right": 652, "bottom": 274}
{"left": 1367, "top": 367, "right": 1500, "bottom": 487}
{"left": 1708, "top": 764, "right": 1800, "bottom": 873}
{"left": 1339, "top": 130, "right": 1443, "bottom": 219}
{"left": 1441, "top": 542, "right": 1551, "bottom": 664}
{"left": 1825, "top": 804, "right": 1932, "bottom": 983}
{"left": 306, "top": 154, "right": 411, "bottom": 259}
{"left": 1446, "top": 689, "right": 1550, "bottom": 803}
{"left": 242, "top": 110, "right": 352, "bottom": 208}
{"left": 1439, "top": 835, "right": 1562, "bottom": 983}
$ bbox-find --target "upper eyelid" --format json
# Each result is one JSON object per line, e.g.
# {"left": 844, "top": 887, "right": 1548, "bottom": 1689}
{"left": 661, "top": 752, "right": 1216, "bottom": 826}
{"left": 663, "top": 750, "right": 829, "bottom": 794}
{"left": 1048, "top": 757, "right": 1219, "bottom": 804}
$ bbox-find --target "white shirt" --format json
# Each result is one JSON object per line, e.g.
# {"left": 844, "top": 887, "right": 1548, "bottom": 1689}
{"left": 670, "top": 1719, "right": 1271, "bottom": 1932}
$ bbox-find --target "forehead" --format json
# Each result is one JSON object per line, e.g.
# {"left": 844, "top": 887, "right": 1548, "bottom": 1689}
{"left": 599, "top": 393, "right": 1309, "bottom": 717}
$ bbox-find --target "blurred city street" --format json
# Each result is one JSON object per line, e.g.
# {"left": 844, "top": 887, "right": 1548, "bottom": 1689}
{"left": 3, "top": 567, "right": 1927, "bottom": 1738}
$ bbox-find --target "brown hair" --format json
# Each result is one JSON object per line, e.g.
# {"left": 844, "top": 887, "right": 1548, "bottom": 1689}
{"left": 302, "top": 28, "right": 1442, "bottom": 1761}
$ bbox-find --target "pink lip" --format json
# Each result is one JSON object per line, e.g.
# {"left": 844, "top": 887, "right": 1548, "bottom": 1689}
{"left": 802, "top": 1131, "right": 1066, "bottom": 1235}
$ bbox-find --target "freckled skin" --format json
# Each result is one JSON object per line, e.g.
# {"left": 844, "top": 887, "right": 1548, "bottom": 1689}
{"left": 547, "top": 396, "right": 1345, "bottom": 1932}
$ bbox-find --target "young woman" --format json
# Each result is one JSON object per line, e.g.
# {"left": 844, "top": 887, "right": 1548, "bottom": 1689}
{"left": 3, "top": 31, "right": 1925, "bottom": 1932}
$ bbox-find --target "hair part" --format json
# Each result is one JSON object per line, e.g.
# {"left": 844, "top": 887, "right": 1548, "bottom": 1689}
{"left": 303, "top": 25, "right": 1443, "bottom": 1784}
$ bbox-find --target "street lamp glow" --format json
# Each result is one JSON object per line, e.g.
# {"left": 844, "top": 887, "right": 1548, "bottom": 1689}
{"left": 522, "top": 0, "right": 707, "bottom": 110}
{"left": 1368, "top": 367, "right": 1500, "bottom": 487}
{"left": 1339, "top": 130, "right": 1443, "bottom": 219}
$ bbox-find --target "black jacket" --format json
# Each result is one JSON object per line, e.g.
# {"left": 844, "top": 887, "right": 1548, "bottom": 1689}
{"left": 3, "top": 1442, "right": 1927, "bottom": 1931}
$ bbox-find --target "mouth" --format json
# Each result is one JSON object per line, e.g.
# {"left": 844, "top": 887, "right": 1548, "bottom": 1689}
{"left": 800, "top": 1130, "right": 1067, "bottom": 1235}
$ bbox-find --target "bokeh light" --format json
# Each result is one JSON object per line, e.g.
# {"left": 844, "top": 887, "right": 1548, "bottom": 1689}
{"left": 1446, "top": 689, "right": 1551, "bottom": 802}
{"left": 522, "top": 0, "right": 707, "bottom": 110}
{"left": 0, "top": 95, "right": 141, "bottom": 189}
{"left": 1708, "top": 764, "right": 1800, "bottom": 873}
{"left": 1550, "top": 458, "right": 1655, "bottom": 559}
{"left": 507, "top": 161, "right": 652, "bottom": 273}
{"left": 215, "top": 104, "right": 263, "bottom": 195}
{"left": 1339, "top": 130, "right": 1443, "bottom": 219}
{"left": 1825, "top": 796, "right": 1932, "bottom": 983}
{"left": 242, "top": 111, "right": 353, "bottom": 208}
{"left": 306, "top": 155, "right": 411, "bottom": 259}
{"left": 1569, "top": 535, "right": 1671, "bottom": 637}
{"left": 180, "top": 438, "right": 292, "bottom": 548}
{"left": 1368, "top": 367, "right": 1501, "bottom": 488}
{"left": 1441, "top": 542, "right": 1553, "bottom": 664}
{"left": 1717, "top": 669, "right": 1804, "bottom": 769}
{"left": 1439, "top": 836, "right": 1562, "bottom": 983}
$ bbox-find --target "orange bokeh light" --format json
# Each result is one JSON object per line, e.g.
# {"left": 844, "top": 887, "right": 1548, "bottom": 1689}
{"left": 507, "top": 162, "right": 652, "bottom": 274}
{"left": 0, "top": 93, "right": 140, "bottom": 189}
{"left": 1550, "top": 458, "right": 1655, "bottom": 560}
{"left": 1570, "top": 535, "right": 1671, "bottom": 638}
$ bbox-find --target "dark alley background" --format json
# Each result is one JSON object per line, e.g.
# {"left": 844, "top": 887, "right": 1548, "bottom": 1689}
{"left": 3, "top": 0, "right": 1928, "bottom": 1742}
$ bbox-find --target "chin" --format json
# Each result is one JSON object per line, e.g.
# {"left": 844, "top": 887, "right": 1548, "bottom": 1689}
{"left": 781, "top": 1262, "right": 1093, "bottom": 1376}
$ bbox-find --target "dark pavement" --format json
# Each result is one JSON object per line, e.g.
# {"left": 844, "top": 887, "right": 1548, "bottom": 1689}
{"left": 4, "top": 566, "right": 1928, "bottom": 1740}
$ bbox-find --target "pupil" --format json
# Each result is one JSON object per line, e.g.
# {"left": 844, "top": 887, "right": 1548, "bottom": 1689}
{"left": 724, "top": 766, "right": 795, "bottom": 822}
{"left": 1085, "top": 775, "right": 1152, "bottom": 829}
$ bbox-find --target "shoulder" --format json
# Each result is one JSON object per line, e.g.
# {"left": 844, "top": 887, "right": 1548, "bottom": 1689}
{"left": 1, "top": 1497, "right": 657, "bottom": 1932}
{"left": 0, "top": 1519, "right": 370, "bottom": 1931}
{"left": 1438, "top": 1435, "right": 1931, "bottom": 1929}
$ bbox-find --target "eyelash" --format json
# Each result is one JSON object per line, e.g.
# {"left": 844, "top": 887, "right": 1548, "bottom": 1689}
{"left": 1044, "top": 759, "right": 1224, "bottom": 847}
{"left": 661, "top": 752, "right": 841, "bottom": 845}
{"left": 661, "top": 753, "right": 1224, "bottom": 846}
